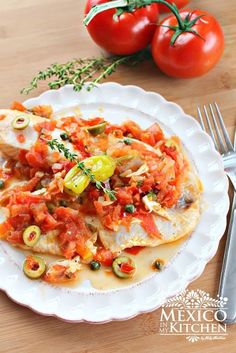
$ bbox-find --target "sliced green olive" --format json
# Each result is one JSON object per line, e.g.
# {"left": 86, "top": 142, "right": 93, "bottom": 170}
{"left": 112, "top": 256, "right": 136, "bottom": 279}
{"left": 152, "top": 258, "right": 164, "bottom": 271}
{"left": 12, "top": 115, "right": 30, "bottom": 130}
{"left": 86, "top": 122, "right": 106, "bottom": 136}
{"left": 23, "top": 255, "right": 46, "bottom": 279}
{"left": 23, "top": 225, "right": 41, "bottom": 247}
{"left": 90, "top": 260, "right": 101, "bottom": 271}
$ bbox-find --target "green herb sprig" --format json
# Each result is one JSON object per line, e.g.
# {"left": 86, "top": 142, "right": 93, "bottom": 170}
{"left": 47, "top": 139, "right": 78, "bottom": 161}
{"left": 47, "top": 139, "right": 116, "bottom": 200}
{"left": 21, "top": 49, "right": 151, "bottom": 95}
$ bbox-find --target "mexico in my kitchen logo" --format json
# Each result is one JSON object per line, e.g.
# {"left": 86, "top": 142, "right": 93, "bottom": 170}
{"left": 159, "top": 289, "right": 228, "bottom": 342}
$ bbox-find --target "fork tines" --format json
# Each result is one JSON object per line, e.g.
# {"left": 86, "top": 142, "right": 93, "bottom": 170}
{"left": 197, "top": 103, "right": 233, "bottom": 154}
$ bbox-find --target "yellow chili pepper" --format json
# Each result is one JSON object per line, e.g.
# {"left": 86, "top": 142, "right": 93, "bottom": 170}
{"left": 64, "top": 155, "right": 116, "bottom": 195}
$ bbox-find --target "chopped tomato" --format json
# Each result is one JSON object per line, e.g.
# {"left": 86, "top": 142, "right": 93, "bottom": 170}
{"left": 125, "top": 246, "right": 145, "bottom": 255}
{"left": 11, "top": 101, "right": 26, "bottom": 112}
{"left": 137, "top": 211, "right": 161, "bottom": 239}
{"left": 31, "top": 105, "right": 53, "bottom": 119}
{"left": 44, "top": 264, "right": 78, "bottom": 283}
{"left": 25, "top": 141, "right": 49, "bottom": 170}
{"left": 123, "top": 120, "right": 142, "bottom": 139}
{"left": 94, "top": 248, "right": 114, "bottom": 266}
{"left": 146, "top": 123, "right": 164, "bottom": 143}
{"left": 34, "top": 120, "right": 56, "bottom": 132}
{"left": 86, "top": 117, "right": 104, "bottom": 126}
{"left": 116, "top": 188, "right": 133, "bottom": 205}
{"left": 16, "top": 134, "right": 26, "bottom": 144}
{"left": 0, "top": 114, "right": 6, "bottom": 121}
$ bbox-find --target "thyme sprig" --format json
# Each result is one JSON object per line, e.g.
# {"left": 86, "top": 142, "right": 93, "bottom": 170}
{"left": 47, "top": 139, "right": 78, "bottom": 161}
{"left": 47, "top": 139, "right": 116, "bottom": 200}
{"left": 21, "top": 49, "right": 151, "bottom": 95}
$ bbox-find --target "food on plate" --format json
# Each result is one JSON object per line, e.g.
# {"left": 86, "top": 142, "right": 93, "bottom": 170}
{"left": 151, "top": 9, "right": 224, "bottom": 78}
{"left": 84, "top": 0, "right": 159, "bottom": 55}
{"left": 0, "top": 103, "right": 202, "bottom": 285}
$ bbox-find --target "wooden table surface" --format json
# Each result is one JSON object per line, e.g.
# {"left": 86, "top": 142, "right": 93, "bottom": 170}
{"left": 0, "top": 0, "right": 236, "bottom": 352}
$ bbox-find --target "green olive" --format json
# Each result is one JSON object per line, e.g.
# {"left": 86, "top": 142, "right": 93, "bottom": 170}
{"left": 112, "top": 256, "right": 136, "bottom": 279}
{"left": 86, "top": 122, "right": 106, "bottom": 136}
{"left": 12, "top": 115, "right": 30, "bottom": 130}
{"left": 23, "top": 225, "right": 41, "bottom": 247}
{"left": 0, "top": 180, "right": 5, "bottom": 189}
{"left": 23, "top": 255, "right": 46, "bottom": 279}
{"left": 64, "top": 155, "right": 116, "bottom": 195}
{"left": 152, "top": 258, "right": 164, "bottom": 271}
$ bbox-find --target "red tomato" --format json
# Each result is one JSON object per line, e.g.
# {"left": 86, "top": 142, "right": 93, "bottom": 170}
{"left": 159, "top": 0, "right": 189, "bottom": 13}
{"left": 151, "top": 9, "right": 224, "bottom": 78}
{"left": 84, "top": 0, "right": 159, "bottom": 55}
{"left": 125, "top": 246, "right": 145, "bottom": 255}
{"left": 94, "top": 248, "right": 114, "bottom": 266}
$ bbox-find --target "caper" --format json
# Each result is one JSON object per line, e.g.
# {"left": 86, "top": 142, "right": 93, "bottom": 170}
{"left": 23, "top": 225, "right": 41, "bottom": 247}
{"left": 90, "top": 260, "right": 101, "bottom": 271}
{"left": 124, "top": 204, "right": 136, "bottom": 214}
{"left": 12, "top": 115, "right": 30, "bottom": 130}
{"left": 60, "top": 132, "right": 70, "bottom": 141}
{"left": 152, "top": 258, "right": 164, "bottom": 271}
{"left": 59, "top": 199, "right": 68, "bottom": 207}
{"left": 123, "top": 137, "right": 132, "bottom": 145}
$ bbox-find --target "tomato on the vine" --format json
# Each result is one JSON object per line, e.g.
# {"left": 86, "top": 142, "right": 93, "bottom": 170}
{"left": 151, "top": 9, "right": 224, "bottom": 78}
{"left": 159, "top": 0, "right": 189, "bottom": 13}
{"left": 84, "top": 0, "right": 159, "bottom": 55}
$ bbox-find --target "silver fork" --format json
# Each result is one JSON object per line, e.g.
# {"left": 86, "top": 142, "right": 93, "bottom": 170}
{"left": 198, "top": 103, "right": 236, "bottom": 190}
{"left": 197, "top": 103, "right": 236, "bottom": 324}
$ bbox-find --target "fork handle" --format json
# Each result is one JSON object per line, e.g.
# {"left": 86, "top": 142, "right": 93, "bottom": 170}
{"left": 218, "top": 192, "right": 236, "bottom": 323}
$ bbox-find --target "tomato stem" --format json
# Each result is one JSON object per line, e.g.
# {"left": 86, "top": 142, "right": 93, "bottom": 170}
{"left": 84, "top": 0, "right": 204, "bottom": 46}
{"left": 84, "top": 0, "right": 185, "bottom": 29}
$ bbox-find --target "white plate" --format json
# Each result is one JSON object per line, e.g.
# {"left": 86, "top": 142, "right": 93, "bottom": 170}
{"left": 0, "top": 83, "right": 229, "bottom": 323}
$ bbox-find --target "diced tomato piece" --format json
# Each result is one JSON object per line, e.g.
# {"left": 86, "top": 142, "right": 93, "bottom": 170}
{"left": 125, "top": 246, "right": 145, "bottom": 255}
{"left": 141, "top": 132, "right": 156, "bottom": 146}
{"left": 123, "top": 120, "right": 142, "bottom": 139}
{"left": 31, "top": 105, "right": 53, "bottom": 119}
{"left": 146, "top": 123, "right": 164, "bottom": 143}
{"left": 25, "top": 141, "right": 49, "bottom": 170}
{"left": 88, "top": 187, "right": 100, "bottom": 200}
{"left": 11, "top": 101, "right": 26, "bottom": 112}
{"left": 17, "top": 134, "right": 26, "bottom": 144}
{"left": 94, "top": 248, "right": 114, "bottom": 267}
{"left": 7, "top": 230, "right": 24, "bottom": 244}
{"left": 86, "top": 117, "right": 104, "bottom": 126}
{"left": 137, "top": 212, "right": 161, "bottom": 239}
{"left": 62, "top": 160, "right": 76, "bottom": 173}
{"left": 0, "top": 221, "right": 12, "bottom": 239}
{"left": 116, "top": 188, "right": 133, "bottom": 205}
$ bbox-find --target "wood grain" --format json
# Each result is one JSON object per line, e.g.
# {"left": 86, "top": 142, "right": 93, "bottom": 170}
{"left": 0, "top": 0, "right": 236, "bottom": 352}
